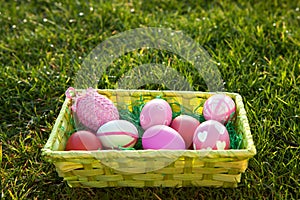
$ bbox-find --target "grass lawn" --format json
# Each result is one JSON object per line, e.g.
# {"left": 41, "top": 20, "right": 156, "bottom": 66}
{"left": 1, "top": 0, "right": 299, "bottom": 199}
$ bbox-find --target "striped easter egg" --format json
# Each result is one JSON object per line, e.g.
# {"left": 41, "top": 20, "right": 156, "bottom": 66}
{"left": 96, "top": 120, "right": 138, "bottom": 149}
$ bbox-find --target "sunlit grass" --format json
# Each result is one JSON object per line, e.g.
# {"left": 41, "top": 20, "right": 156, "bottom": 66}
{"left": 1, "top": 0, "right": 299, "bottom": 199}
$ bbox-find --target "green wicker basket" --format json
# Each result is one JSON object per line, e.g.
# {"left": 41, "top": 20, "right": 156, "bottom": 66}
{"left": 42, "top": 89, "right": 256, "bottom": 188}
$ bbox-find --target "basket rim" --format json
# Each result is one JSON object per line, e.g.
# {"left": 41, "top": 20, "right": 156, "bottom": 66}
{"left": 42, "top": 89, "right": 256, "bottom": 159}
{"left": 42, "top": 148, "right": 256, "bottom": 160}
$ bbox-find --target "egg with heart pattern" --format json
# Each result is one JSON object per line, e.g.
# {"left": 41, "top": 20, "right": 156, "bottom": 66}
{"left": 193, "top": 120, "right": 230, "bottom": 150}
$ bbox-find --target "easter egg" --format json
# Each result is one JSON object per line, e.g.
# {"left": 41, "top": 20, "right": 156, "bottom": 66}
{"left": 170, "top": 115, "right": 200, "bottom": 149}
{"left": 65, "top": 130, "right": 103, "bottom": 151}
{"left": 140, "top": 99, "right": 172, "bottom": 130}
{"left": 193, "top": 120, "right": 230, "bottom": 150}
{"left": 142, "top": 125, "right": 185, "bottom": 150}
{"left": 73, "top": 88, "right": 119, "bottom": 133}
{"left": 96, "top": 120, "right": 139, "bottom": 149}
{"left": 202, "top": 94, "right": 236, "bottom": 124}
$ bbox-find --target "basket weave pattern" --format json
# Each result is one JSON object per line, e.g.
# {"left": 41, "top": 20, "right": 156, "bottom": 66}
{"left": 42, "top": 90, "right": 256, "bottom": 188}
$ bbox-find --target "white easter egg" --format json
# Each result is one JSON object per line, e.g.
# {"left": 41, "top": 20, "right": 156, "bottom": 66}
{"left": 96, "top": 120, "right": 138, "bottom": 149}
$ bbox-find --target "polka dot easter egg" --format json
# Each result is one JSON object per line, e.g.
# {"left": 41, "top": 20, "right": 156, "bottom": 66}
{"left": 193, "top": 120, "right": 230, "bottom": 150}
{"left": 170, "top": 115, "right": 200, "bottom": 149}
{"left": 140, "top": 98, "right": 172, "bottom": 130}
{"left": 71, "top": 88, "right": 119, "bottom": 133}
{"left": 96, "top": 120, "right": 139, "bottom": 149}
{"left": 202, "top": 94, "right": 236, "bottom": 124}
{"left": 142, "top": 125, "right": 185, "bottom": 150}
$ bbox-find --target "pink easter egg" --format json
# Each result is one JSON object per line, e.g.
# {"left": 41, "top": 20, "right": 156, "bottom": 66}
{"left": 73, "top": 88, "right": 119, "bottom": 133}
{"left": 203, "top": 94, "right": 236, "bottom": 124}
{"left": 65, "top": 130, "right": 103, "bottom": 151}
{"left": 170, "top": 115, "right": 200, "bottom": 149}
{"left": 193, "top": 120, "right": 230, "bottom": 150}
{"left": 96, "top": 120, "right": 138, "bottom": 149}
{"left": 140, "top": 99, "right": 172, "bottom": 130}
{"left": 142, "top": 125, "right": 185, "bottom": 150}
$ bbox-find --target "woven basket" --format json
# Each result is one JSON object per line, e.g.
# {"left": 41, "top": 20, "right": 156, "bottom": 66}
{"left": 42, "top": 89, "right": 256, "bottom": 188}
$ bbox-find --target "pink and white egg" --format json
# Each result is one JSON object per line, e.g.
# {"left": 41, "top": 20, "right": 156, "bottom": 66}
{"left": 96, "top": 120, "right": 138, "bottom": 149}
{"left": 140, "top": 99, "right": 173, "bottom": 130}
{"left": 202, "top": 94, "right": 236, "bottom": 124}
{"left": 193, "top": 120, "right": 230, "bottom": 150}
